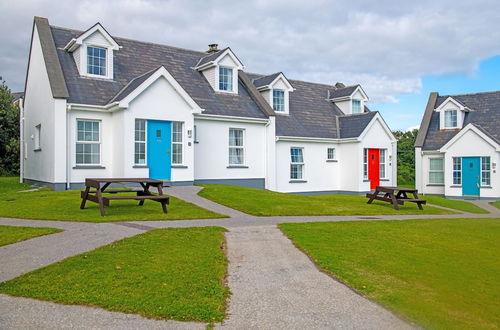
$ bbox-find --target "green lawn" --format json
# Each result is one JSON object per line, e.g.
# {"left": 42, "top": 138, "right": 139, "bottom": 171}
{"left": 279, "top": 219, "right": 500, "bottom": 330}
{"left": 491, "top": 200, "right": 500, "bottom": 209}
{"left": 422, "top": 195, "right": 488, "bottom": 214}
{"left": 0, "top": 177, "right": 225, "bottom": 222}
{"left": 0, "top": 227, "right": 229, "bottom": 322}
{"left": 198, "top": 185, "right": 457, "bottom": 216}
{"left": 0, "top": 225, "right": 62, "bottom": 246}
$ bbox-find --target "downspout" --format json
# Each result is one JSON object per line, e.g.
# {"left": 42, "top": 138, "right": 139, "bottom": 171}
{"left": 66, "top": 104, "right": 71, "bottom": 190}
{"left": 19, "top": 98, "right": 24, "bottom": 183}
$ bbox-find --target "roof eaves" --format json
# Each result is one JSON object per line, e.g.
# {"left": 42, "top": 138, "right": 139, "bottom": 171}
{"left": 415, "top": 92, "right": 438, "bottom": 147}
{"left": 238, "top": 70, "right": 275, "bottom": 117}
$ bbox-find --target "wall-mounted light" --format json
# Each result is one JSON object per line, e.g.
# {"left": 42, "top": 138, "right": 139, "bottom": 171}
{"left": 187, "top": 129, "right": 192, "bottom": 138}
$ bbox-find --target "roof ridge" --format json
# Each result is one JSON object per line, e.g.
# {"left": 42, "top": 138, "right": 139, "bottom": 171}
{"left": 441, "top": 90, "right": 500, "bottom": 98}
{"left": 338, "top": 111, "right": 376, "bottom": 118}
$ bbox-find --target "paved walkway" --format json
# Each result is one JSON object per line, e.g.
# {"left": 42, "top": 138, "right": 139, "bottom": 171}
{"left": 1, "top": 186, "right": 498, "bottom": 329}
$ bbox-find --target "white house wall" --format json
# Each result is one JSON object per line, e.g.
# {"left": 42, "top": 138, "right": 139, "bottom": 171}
{"left": 338, "top": 142, "right": 361, "bottom": 192}
{"left": 419, "top": 153, "right": 445, "bottom": 195}
{"left": 201, "top": 66, "right": 216, "bottom": 91}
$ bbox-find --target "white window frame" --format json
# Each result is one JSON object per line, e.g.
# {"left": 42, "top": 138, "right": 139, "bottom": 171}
{"left": 86, "top": 45, "right": 107, "bottom": 77}
{"left": 379, "top": 149, "right": 387, "bottom": 179}
{"left": 290, "top": 147, "right": 305, "bottom": 180}
{"left": 218, "top": 66, "right": 234, "bottom": 92}
{"left": 363, "top": 148, "right": 368, "bottom": 179}
{"left": 428, "top": 157, "right": 444, "bottom": 184}
{"left": 172, "top": 122, "right": 183, "bottom": 165}
{"left": 273, "top": 89, "right": 285, "bottom": 112}
{"left": 134, "top": 119, "right": 147, "bottom": 165}
{"left": 327, "top": 147, "right": 336, "bottom": 161}
{"left": 480, "top": 157, "right": 491, "bottom": 186}
{"left": 76, "top": 119, "right": 101, "bottom": 165}
{"left": 444, "top": 109, "right": 458, "bottom": 128}
{"left": 228, "top": 128, "right": 245, "bottom": 165}
{"left": 352, "top": 99, "right": 361, "bottom": 114}
{"left": 452, "top": 157, "right": 461, "bottom": 185}
{"left": 34, "top": 124, "right": 41, "bottom": 150}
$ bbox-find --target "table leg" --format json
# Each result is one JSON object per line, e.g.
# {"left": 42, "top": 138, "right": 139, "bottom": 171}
{"left": 80, "top": 186, "right": 90, "bottom": 209}
{"left": 390, "top": 193, "right": 400, "bottom": 210}
{"left": 413, "top": 192, "right": 424, "bottom": 210}
{"left": 367, "top": 189, "right": 378, "bottom": 204}
{"left": 138, "top": 183, "right": 150, "bottom": 206}
{"left": 96, "top": 188, "right": 106, "bottom": 216}
{"left": 161, "top": 200, "right": 168, "bottom": 214}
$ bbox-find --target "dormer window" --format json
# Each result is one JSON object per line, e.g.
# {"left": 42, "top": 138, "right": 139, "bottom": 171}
{"left": 87, "top": 46, "right": 107, "bottom": 76}
{"left": 352, "top": 99, "right": 361, "bottom": 114}
{"left": 219, "top": 67, "right": 233, "bottom": 92}
{"left": 444, "top": 109, "right": 458, "bottom": 128}
{"left": 273, "top": 90, "right": 285, "bottom": 112}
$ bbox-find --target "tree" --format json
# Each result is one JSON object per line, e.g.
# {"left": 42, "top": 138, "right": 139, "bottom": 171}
{"left": 0, "top": 78, "right": 20, "bottom": 176}
{"left": 393, "top": 129, "right": 418, "bottom": 185}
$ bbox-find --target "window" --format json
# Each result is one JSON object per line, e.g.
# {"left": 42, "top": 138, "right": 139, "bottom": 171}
{"left": 134, "top": 119, "right": 146, "bottom": 164}
{"left": 352, "top": 99, "right": 361, "bottom": 114}
{"left": 452, "top": 157, "right": 461, "bottom": 185}
{"left": 327, "top": 148, "right": 336, "bottom": 161}
{"left": 273, "top": 90, "right": 285, "bottom": 112}
{"left": 444, "top": 110, "right": 458, "bottom": 128}
{"left": 219, "top": 66, "right": 233, "bottom": 91}
{"left": 76, "top": 120, "right": 100, "bottom": 164}
{"left": 290, "top": 147, "right": 304, "bottom": 180}
{"left": 429, "top": 158, "right": 444, "bottom": 184}
{"left": 87, "top": 46, "right": 107, "bottom": 76}
{"left": 380, "top": 149, "right": 386, "bottom": 178}
{"left": 481, "top": 157, "right": 491, "bottom": 186}
{"left": 229, "top": 128, "right": 244, "bottom": 165}
{"left": 172, "top": 122, "right": 183, "bottom": 164}
{"left": 363, "top": 149, "right": 368, "bottom": 179}
{"left": 34, "top": 124, "right": 41, "bottom": 150}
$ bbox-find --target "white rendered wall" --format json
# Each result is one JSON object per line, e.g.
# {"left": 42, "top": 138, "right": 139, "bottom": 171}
{"left": 338, "top": 142, "right": 361, "bottom": 191}
{"left": 420, "top": 153, "right": 446, "bottom": 195}
{"left": 23, "top": 24, "right": 57, "bottom": 184}
{"left": 201, "top": 67, "right": 216, "bottom": 91}
{"left": 334, "top": 100, "right": 350, "bottom": 115}
{"left": 193, "top": 119, "right": 267, "bottom": 180}
{"left": 415, "top": 147, "right": 423, "bottom": 192}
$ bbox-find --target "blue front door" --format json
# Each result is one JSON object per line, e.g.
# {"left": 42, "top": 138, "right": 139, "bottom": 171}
{"left": 462, "top": 157, "right": 480, "bottom": 197}
{"left": 147, "top": 120, "right": 172, "bottom": 180}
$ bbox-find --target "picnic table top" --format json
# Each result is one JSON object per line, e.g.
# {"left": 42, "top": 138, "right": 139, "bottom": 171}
{"left": 85, "top": 178, "right": 165, "bottom": 184}
{"left": 376, "top": 186, "right": 418, "bottom": 193}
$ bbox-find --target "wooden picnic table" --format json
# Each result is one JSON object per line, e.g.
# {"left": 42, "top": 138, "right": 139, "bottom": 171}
{"left": 80, "top": 178, "right": 169, "bottom": 216}
{"left": 366, "top": 186, "right": 426, "bottom": 210}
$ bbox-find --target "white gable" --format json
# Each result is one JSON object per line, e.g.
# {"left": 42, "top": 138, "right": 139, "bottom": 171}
{"left": 218, "top": 54, "right": 239, "bottom": 67}
{"left": 85, "top": 30, "right": 114, "bottom": 48}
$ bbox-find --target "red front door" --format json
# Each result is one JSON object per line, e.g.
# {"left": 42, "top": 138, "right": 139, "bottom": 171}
{"left": 368, "top": 149, "right": 380, "bottom": 189}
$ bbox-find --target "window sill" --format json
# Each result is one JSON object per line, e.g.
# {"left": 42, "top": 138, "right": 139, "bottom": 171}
{"left": 289, "top": 180, "right": 307, "bottom": 183}
{"left": 33, "top": 148, "right": 42, "bottom": 152}
{"left": 216, "top": 90, "right": 237, "bottom": 95}
{"left": 449, "top": 185, "right": 462, "bottom": 188}
{"left": 363, "top": 179, "right": 370, "bottom": 182}
{"left": 426, "top": 184, "right": 444, "bottom": 186}
{"left": 172, "top": 165, "right": 188, "bottom": 168}
{"left": 380, "top": 179, "right": 390, "bottom": 181}
{"left": 133, "top": 165, "right": 149, "bottom": 169}
{"left": 73, "top": 165, "right": 106, "bottom": 169}
{"left": 227, "top": 165, "right": 249, "bottom": 169}
{"left": 326, "top": 159, "right": 338, "bottom": 162}
{"left": 480, "top": 186, "right": 492, "bottom": 189}
{"left": 274, "top": 112, "right": 289, "bottom": 116}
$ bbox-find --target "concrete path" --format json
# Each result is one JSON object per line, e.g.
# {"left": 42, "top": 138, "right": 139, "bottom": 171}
{"left": 1, "top": 186, "right": 498, "bottom": 329}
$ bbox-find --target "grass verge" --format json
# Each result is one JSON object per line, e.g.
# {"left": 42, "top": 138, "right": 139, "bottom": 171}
{"left": 0, "top": 225, "right": 62, "bottom": 246}
{"left": 422, "top": 195, "right": 488, "bottom": 214}
{"left": 0, "top": 227, "right": 229, "bottom": 322}
{"left": 198, "top": 185, "right": 456, "bottom": 216}
{"left": 279, "top": 219, "right": 500, "bottom": 330}
{"left": 490, "top": 200, "right": 500, "bottom": 209}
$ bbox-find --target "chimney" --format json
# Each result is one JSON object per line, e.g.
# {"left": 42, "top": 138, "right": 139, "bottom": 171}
{"left": 335, "top": 82, "right": 345, "bottom": 89}
{"left": 207, "top": 43, "right": 219, "bottom": 53}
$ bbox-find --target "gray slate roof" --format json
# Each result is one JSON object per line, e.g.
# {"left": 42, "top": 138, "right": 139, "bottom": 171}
{"left": 252, "top": 72, "right": 282, "bottom": 89}
{"left": 43, "top": 20, "right": 376, "bottom": 139}
{"left": 420, "top": 91, "right": 500, "bottom": 150}
{"left": 195, "top": 47, "right": 229, "bottom": 67}
{"left": 12, "top": 92, "right": 24, "bottom": 102}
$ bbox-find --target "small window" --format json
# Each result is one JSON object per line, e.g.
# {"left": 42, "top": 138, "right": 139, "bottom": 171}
{"left": 380, "top": 149, "right": 386, "bottom": 179}
{"left": 134, "top": 119, "right": 146, "bottom": 164}
{"left": 172, "top": 122, "right": 183, "bottom": 164}
{"left": 87, "top": 46, "right": 107, "bottom": 76}
{"left": 429, "top": 158, "right": 444, "bottom": 184}
{"left": 273, "top": 90, "right": 285, "bottom": 112}
{"left": 481, "top": 157, "right": 491, "bottom": 186}
{"left": 76, "top": 120, "right": 100, "bottom": 165}
{"left": 34, "top": 124, "right": 41, "bottom": 150}
{"left": 327, "top": 148, "right": 336, "bottom": 161}
{"left": 452, "top": 157, "right": 461, "bottom": 185}
{"left": 444, "top": 110, "right": 458, "bottom": 128}
{"left": 352, "top": 99, "right": 361, "bottom": 114}
{"left": 290, "top": 147, "right": 304, "bottom": 180}
{"left": 229, "top": 128, "right": 244, "bottom": 165}
{"left": 219, "top": 66, "right": 233, "bottom": 91}
{"left": 363, "top": 149, "right": 368, "bottom": 179}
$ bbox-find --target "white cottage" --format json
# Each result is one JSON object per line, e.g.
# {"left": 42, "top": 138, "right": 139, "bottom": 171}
{"left": 20, "top": 17, "right": 397, "bottom": 193}
{"left": 415, "top": 91, "right": 500, "bottom": 198}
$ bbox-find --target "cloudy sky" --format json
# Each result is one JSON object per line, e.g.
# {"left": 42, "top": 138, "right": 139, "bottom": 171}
{"left": 1, "top": 0, "right": 500, "bottom": 130}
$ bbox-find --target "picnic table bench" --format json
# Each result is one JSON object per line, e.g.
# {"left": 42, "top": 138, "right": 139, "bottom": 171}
{"left": 366, "top": 186, "right": 426, "bottom": 210}
{"left": 80, "top": 178, "right": 169, "bottom": 216}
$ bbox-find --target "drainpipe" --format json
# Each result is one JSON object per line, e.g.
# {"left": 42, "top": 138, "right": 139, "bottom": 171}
{"left": 66, "top": 104, "right": 71, "bottom": 190}
{"left": 19, "top": 98, "right": 24, "bottom": 183}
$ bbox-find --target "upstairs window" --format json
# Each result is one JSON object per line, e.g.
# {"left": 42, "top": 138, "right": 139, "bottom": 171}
{"left": 87, "top": 46, "right": 107, "bottom": 76}
{"left": 172, "top": 122, "right": 183, "bottom": 164}
{"left": 444, "top": 110, "right": 458, "bottom": 128}
{"left": 229, "top": 128, "right": 244, "bottom": 165}
{"left": 219, "top": 67, "right": 233, "bottom": 91}
{"left": 273, "top": 90, "right": 285, "bottom": 112}
{"left": 352, "top": 99, "right": 361, "bottom": 114}
{"left": 429, "top": 158, "right": 444, "bottom": 184}
{"left": 34, "top": 124, "right": 41, "bottom": 150}
{"left": 290, "top": 148, "right": 304, "bottom": 180}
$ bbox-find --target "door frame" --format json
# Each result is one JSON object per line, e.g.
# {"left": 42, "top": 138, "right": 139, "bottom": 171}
{"left": 461, "top": 156, "right": 480, "bottom": 197}
{"left": 146, "top": 120, "right": 172, "bottom": 181}
{"left": 367, "top": 148, "right": 380, "bottom": 190}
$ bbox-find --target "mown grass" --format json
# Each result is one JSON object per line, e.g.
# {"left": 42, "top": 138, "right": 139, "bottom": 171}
{"left": 422, "top": 195, "right": 488, "bottom": 214}
{"left": 491, "top": 200, "right": 500, "bottom": 209}
{"left": 0, "top": 177, "right": 225, "bottom": 222}
{"left": 279, "top": 219, "right": 500, "bottom": 330}
{"left": 0, "top": 227, "right": 230, "bottom": 322}
{"left": 198, "top": 185, "right": 456, "bottom": 216}
{"left": 0, "top": 225, "right": 62, "bottom": 246}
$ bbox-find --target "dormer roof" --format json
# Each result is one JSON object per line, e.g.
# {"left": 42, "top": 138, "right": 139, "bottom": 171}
{"left": 253, "top": 72, "right": 293, "bottom": 91}
{"left": 194, "top": 47, "right": 244, "bottom": 70}
{"left": 434, "top": 96, "right": 473, "bottom": 112}
{"left": 63, "top": 23, "right": 120, "bottom": 52}
{"left": 329, "top": 84, "right": 368, "bottom": 101}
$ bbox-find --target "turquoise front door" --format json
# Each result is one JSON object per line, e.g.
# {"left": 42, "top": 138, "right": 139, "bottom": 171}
{"left": 462, "top": 157, "right": 480, "bottom": 197}
{"left": 147, "top": 120, "right": 172, "bottom": 180}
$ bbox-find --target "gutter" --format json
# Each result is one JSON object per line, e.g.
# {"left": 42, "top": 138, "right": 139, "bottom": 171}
{"left": 276, "top": 136, "right": 359, "bottom": 143}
